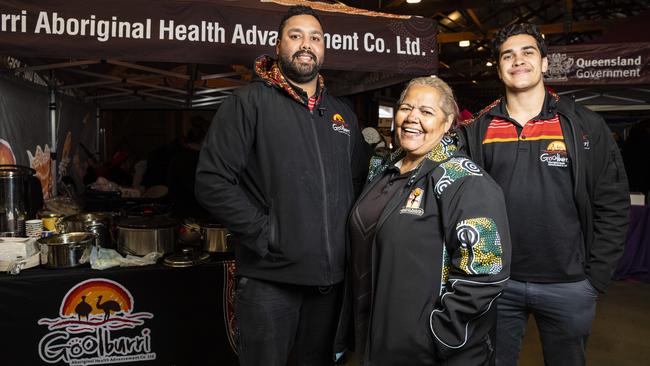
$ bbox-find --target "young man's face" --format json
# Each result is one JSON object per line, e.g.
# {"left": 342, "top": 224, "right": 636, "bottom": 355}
{"left": 497, "top": 34, "right": 548, "bottom": 92}
{"left": 276, "top": 14, "right": 324, "bottom": 84}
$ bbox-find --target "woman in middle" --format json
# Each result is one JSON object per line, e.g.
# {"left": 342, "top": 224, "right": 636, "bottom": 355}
{"left": 336, "top": 76, "right": 511, "bottom": 365}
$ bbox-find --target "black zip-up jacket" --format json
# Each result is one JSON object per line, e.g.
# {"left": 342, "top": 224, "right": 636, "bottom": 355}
{"left": 456, "top": 93, "right": 630, "bottom": 292}
{"left": 195, "top": 56, "right": 367, "bottom": 286}
{"left": 335, "top": 135, "right": 511, "bottom": 365}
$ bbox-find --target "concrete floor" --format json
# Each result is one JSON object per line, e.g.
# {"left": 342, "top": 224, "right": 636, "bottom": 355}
{"left": 343, "top": 280, "right": 650, "bottom": 366}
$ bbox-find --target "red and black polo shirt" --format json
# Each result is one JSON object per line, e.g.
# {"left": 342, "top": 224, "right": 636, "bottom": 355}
{"left": 482, "top": 92, "right": 585, "bottom": 283}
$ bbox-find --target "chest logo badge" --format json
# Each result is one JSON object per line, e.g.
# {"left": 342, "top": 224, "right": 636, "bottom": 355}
{"left": 331, "top": 113, "right": 350, "bottom": 136}
{"left": 400, "top": 187, "right": 424, "bottom": 216}
{"left": 540, "top": 140, "right": 569, "bottom": 168}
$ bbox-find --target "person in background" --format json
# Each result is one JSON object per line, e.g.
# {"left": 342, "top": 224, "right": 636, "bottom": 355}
{"left": 336, "top": 76, "right": 511, "bottom": 365}
{"left": 105, "top": 150, "right": 133, "bottom": 187}
{"left": 457, "top": 23, "right": 630, "bottom": 366}
{"left": 195, "top": 5, "right": 367, "bottom": 366}
{"left": 167, "top": 116, "right": 210, "bottom": 219}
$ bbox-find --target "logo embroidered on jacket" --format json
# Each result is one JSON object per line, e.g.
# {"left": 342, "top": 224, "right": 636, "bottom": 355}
{"left": 582, "top": 133, "right": 591, "bottom": 150}
{"left": 331, "top": 113, "right": 350, "bottom": 135}
{"left": 540, "top": 140, "right": 568, "bottom": 167}
{"left": 400, "top": 187, "right": 424, "bottom": 216}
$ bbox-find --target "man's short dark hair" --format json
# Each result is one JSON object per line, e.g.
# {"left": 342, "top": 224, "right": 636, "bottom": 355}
{"left": 492, "top": 23, "right": 547, "bottom": 64}
{"left": 277, "top": 5, "right": 322, "bottom": 36}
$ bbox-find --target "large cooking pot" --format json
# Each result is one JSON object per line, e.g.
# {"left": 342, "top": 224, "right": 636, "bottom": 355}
{"left": 199, "top": 223, "right": 233, "bottom": 253}
{"left": 116, "top": 216, "right": 177, "bottom": 256}
{"left": 38, "top": 232, "right": 95, "bottom": 269}
{"left": 56, "top": 212, "right": 116, "bottom": 249}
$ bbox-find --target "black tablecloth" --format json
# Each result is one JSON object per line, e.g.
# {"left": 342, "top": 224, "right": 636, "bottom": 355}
{"left": 614, "top": 205, "right": 650, "bottom": 282}
{"left": 0, "top": 259, "right": 239, "bottom": 365}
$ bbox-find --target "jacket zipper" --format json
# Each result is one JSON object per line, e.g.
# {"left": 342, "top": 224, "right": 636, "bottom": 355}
{"left": 365, "top": 172, "right": 422, "bottom": 361}
{"left": 309, "top": 108, "right": 333, "bottom": 284}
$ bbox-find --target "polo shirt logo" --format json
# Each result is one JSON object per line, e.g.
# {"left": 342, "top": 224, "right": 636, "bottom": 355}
{"left": 540, "top": 140, "right": 569, "bottom": 167}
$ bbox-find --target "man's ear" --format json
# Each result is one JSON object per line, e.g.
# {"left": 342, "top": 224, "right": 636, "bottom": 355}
{"left": 542, "top": 56, "right": 548, "bottom": 74}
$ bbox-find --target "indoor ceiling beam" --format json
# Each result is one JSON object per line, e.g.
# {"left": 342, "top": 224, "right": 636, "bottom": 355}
{"left": 60, "top": 80, "right": 119, "bottom": 90}
{"left": 465, "top": 8, "right": 483, "bottom": 32}
{"left": 106, "top": 59, "right": 189, "bottom": 80}
{"left": 192, "top": 95, "right": 230, "bottom": 104}
{"left": 437, "top": 20, "right": 609, "bottom": 43}
{"left": 200, "top": 71, "right": 241, "bottom": 80}
{"left": 137, "top": 91, "right": 185, "bottom": 103}
{"left": 191, "top": 100, "right": 225, "bottom": 108}
{"left": 194, "top": 85, "right": 241, "bottom": 95}
{"left": 125, "top": 79, "right": 188, "bottom": 95}
{"left": 14, "top": 59, "right": 101, "bottom": 73}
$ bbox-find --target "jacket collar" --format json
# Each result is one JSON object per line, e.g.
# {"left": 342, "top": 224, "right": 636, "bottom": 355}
{"left": 489, "top": 88, "right": 561, "bottom": 121}
{"left": 367, "top": 132, "right": 459, "bottom": 184}
{"left": 254, "top": 55, "right": 325, "bottom": 107}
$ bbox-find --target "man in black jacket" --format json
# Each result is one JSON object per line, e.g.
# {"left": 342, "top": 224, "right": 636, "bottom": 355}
{"left": 457, "top": 24, "right": 629, "bottom": 366}
{"left": 195, "top": 5, "right": 367, "bottom": 366}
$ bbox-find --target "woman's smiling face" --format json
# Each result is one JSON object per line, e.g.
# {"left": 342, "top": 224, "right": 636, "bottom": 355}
{"left": 395, "top": 84, "right": 453, "bottom": 159}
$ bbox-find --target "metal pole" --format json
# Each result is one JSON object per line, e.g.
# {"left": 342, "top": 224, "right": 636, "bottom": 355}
{"left": 96, "top": 105, "right": 101, "bottom": 160}
{"left": 49, "top": 71, "right": 57, "bottom": 197}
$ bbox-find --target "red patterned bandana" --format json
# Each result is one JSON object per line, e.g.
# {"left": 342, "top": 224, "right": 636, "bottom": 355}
{"left": 254, "top": 55, "right": 324, "bottom": 107}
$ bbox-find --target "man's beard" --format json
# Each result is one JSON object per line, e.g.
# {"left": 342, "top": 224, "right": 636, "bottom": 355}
{"left": 278, "top": 50, "right": 321, "bottom": 84}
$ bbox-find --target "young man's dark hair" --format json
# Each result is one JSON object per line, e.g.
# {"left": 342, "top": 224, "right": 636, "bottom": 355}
{"left": 492, "top": 23, "right": 547, "bottom": 63}
{"left": 277, "top": 5, "right": 322, "bottom": 35}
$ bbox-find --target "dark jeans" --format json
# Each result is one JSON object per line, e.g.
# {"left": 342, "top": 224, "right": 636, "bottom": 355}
{"left": 495, "top": 279, "right": 598, "bottom": 366}
{"left": 234, "top": 276, "right": 343, "bottom": 366}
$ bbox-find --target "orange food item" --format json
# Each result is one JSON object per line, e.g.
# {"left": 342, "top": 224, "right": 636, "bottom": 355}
{"left": 0, "top": 138, "right": 16, "bottom": 165}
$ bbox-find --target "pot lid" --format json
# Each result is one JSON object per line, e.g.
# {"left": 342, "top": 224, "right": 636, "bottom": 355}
{"left": 37, "top": 232, "right": 95, "bottom": 246}
{"left": 197, "top": 221, "right": 225, "bottom": 228}
{"left": 163, "top": 247, "right": 210, "bottom": 267}
{"left": 116, "top": 216, "right": 177, "bottom": 229}
{"left": 61, "top": 212, "right": 114, "bottom": 224}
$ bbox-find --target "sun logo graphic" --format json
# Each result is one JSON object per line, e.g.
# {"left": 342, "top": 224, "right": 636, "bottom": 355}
{"left": 37, "top": 278, "right": 156, "bottom": 365}
{"left": 331, "top": 113, "right": 350, "bottom": 135}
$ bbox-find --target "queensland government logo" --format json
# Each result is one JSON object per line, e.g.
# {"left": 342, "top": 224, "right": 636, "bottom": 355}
{"left": 539, "top": 140, "right": 568, "bottom": 168}
{"left": 37, "top": 278, "right": 156, "bottom": 365}
{"left": 331, "top": 113, "right": 350, "bottom": 136}
{"left": 544, "top": 53, "right": 575, "bottom": 82}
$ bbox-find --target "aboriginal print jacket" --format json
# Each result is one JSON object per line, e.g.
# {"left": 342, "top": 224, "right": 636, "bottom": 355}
{"left": 335, "top": 134, "right": 511, "bottom": 365}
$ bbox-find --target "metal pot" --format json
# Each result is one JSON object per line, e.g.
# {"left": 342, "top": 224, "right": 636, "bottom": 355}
{"left": 56, "top": 212, "right": 116, "bottom": 249}
{"left": 199, "top": 223, "right": 233, "bottom": 253}
{"left": 163, "top": 247, "right": 210, "bottom": 268}
{"left": 38, "top": 232, "right": 95, "bottom": 269}
{"left": 116, "top": 216, "right": 177, "bottom": 256}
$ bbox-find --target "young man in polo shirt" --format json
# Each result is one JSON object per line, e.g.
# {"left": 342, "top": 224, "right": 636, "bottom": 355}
{"left": 457, "top": 23, "right": 629, "bottom": 366}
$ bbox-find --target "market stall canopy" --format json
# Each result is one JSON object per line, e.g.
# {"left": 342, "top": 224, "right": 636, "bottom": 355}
{"left": 0, "top": 0, "right": 438, "bottom": 74}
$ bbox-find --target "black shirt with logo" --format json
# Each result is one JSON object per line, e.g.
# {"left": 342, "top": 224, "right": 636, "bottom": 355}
{"left": 482, "top": 94, "right": 584, "bottom": 283}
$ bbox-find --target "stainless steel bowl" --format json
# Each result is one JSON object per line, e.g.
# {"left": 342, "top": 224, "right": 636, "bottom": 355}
{"left": 38, "top": 232, "right": 95, "bottom": 268}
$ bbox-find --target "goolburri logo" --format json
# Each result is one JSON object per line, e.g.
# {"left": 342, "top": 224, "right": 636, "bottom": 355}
{"left": 540, "top": 140, "right": 569, "bottom": 168}
{"left": 331, "top": 113, "right": 350, "bottom": 136}
{"left": 37, "top": 278, "right": 156, "bottom": 365}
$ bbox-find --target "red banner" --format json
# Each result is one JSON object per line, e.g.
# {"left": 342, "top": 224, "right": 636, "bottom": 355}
{"left": 0, "top": 0, "right": 438, "bottom": 74}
